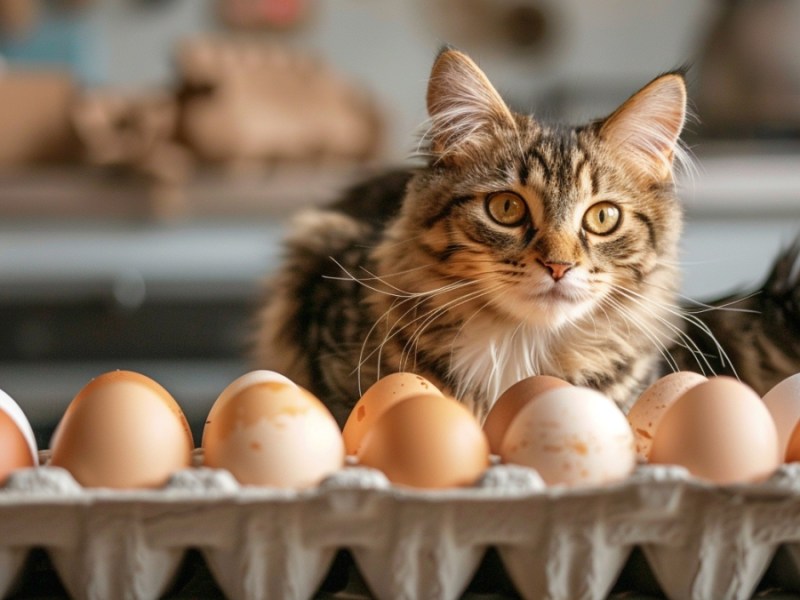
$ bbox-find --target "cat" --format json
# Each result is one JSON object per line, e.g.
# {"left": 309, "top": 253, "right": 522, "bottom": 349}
{"left": 254, "top": 47, "right": 800, "bottom": 428}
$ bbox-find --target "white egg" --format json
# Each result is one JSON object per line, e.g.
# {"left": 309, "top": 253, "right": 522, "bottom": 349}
{"left": 0, "top": 388, "right": 38, "bottom": 466}
{"left": 499, "top": 386, "right": 635, "bottom": 487}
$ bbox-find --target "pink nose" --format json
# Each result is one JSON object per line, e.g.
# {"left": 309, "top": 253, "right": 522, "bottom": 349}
{"left": 540, "top": 260, "right": 574, "bottom": 281}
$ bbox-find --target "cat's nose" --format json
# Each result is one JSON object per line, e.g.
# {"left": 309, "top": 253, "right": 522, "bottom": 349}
{"left": 540, "top": 260, "right": 574, "bottom": 281}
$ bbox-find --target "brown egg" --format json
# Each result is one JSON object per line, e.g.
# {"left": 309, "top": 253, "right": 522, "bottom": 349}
{"left": 483, "top": 375, "right": 571, "bottom": 455}
{"left": 784, "top": 417, "right": 800, "bottom": 463}
{"left": 343, "top": 372, "right": 443, "bottom": 455}
{"left": 627, "top": 372, "right": 707, "bottom": 462}
{"left": 356, "top": 393, "right": 489, "bottom": 489}
{"left": 50, "top": 371, "right": 194, "bottom": 489}
{"left": 649, "top": 377, "right": 780, "bottom": 484}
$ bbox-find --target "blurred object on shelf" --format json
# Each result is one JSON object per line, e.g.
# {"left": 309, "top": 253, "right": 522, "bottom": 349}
{"left": 0, "top": 0, "right": 39, "bottom": 36}
{"left": 218, "top": 0, "right": 310, "bottom": 30}
{"left": 695, "top": 0, "right": 800, "bottom": 138}
{"left": 72, "top": 89, "right": 192, "bottom": 184}
{"left": 0, "top": 0, "right": 104, "bottom": 85}
{"left": 60, "top": 36, "right": 384, "bottom": 219}
{"left": 71, "top": 89, "right": 193, "bottom": 219}
{"left": 0, "top": 69, "right": 79, "bottom": 166}
{"left": 423, "top": 0, "right": 558, "bottom": 57}
{"left": 176, "top": 37, "right": 383, "bottom": 168}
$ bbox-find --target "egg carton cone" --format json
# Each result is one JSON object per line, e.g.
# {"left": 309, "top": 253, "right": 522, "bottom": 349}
{"left": 5, "top": 462, "right": 800, "bottom": 600}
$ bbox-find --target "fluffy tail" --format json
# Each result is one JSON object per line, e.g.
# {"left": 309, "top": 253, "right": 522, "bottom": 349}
{"left": 672, "top": 237, "right": 800, "bottom": 395}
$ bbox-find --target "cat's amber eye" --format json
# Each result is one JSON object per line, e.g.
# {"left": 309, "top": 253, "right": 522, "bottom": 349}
{"left": 583, "top": 202, "right": 621, "bottom": 235}
{"left": 486, "top": 192, "right": 528, "bottom": 226}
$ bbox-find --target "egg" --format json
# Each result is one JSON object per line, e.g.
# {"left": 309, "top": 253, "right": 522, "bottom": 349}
{"left": 649, "top": 377, "right": 780, "bottom": 484}
{"left": 499, "top": 386, "right": 636, "bottom": 487}
{"left": 1, "top": 390, "right": 38, "bottom": 484}
{"left": 342, "top": 372, "right": 443, "bottom": 455}
{"left": 202, "top": 377, "right": 344, "bottom": 488}
{"left": 627, "top": 372, "right": 707, "bottom": 462}
{"left": 49, "top": 371, "right": 194, "bottom": 488}
{"left": 761, "top": 373, "right": 800, "bottom": 459}
{"left": 483, "top": 375, "right": 572, "bottom": 455}
{"left": 356, "top": 393, "right": 489, "bottom": 489}
{"left": 0, "top": 389, "right": 38, "bottom": 462}
{"left": 201, "top": 370, "right": 296, "bottom": 448}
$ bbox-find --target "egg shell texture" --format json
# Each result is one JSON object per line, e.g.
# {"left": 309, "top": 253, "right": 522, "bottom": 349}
{"left": 343, "top": 372, "right": 443, "bottom": 455}
{"left": 762, "top": 373, "right": 800, "bottom": 460}
{"left": 201, "top": 370, "right": 296, "bottom": 447}
{"left": 627, "top": 371, "right": 707, "bottom": 462}
{"left": 202, "top": 381, "right": 344, "bottom": 488}
{"left": 356, "top": 393, "right": 489, "bottom": 489}
{"left": 483, "top": 375, "right": 571, "bottom": 455}
{"left": 49, "top": 371, "right": 194, "bottom": 489}
{"left": 500, "top": 386, "right": 636, "bottom": 487}
{"left": 649, "top": 377, "right": 780, "bottom": 484}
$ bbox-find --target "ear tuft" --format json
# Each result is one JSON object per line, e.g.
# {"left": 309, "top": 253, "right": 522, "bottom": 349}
{"left": 424, "top": 49, "right": 516, "bottom": 166}
{"left": 600, "top": 73, "right": 688, "bottom": 180}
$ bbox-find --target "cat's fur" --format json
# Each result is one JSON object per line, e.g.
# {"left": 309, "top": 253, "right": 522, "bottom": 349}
{"left": 255, "top": 48, "right": 800, "bottom": 427}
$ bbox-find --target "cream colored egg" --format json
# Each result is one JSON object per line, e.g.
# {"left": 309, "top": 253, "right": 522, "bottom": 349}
{"left": 499, "top": 386, "right": 636, "bottom": 487}
{"left": 649, "top": 377, "right": 780, "bottom": 484}
{"left": 201, "top": 370, "right": 296, "bottom": 448}
{"left": 203, "top": 379, "right": 344, "bottom": 488}
{"left": 49, "top": 371, "right": 194, "bottom": 489}
{"left": 483, "top": 375, "right": 572, "bottom": 455}
{"left": 627, "top": 372, "right": 707, "bottom": 462}
{"left": 343, "top": 372, "right": 443, "bottom": 455}
{"left": 356, "top": 393, "right": 489, "bottom": 489}
{"left": 762, "top": 373, "right": 800, "bottom": 460}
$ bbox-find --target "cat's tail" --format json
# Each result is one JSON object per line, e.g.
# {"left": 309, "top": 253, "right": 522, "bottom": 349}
{"left": 673, "top": 236, "right": 800, "bottom": 395}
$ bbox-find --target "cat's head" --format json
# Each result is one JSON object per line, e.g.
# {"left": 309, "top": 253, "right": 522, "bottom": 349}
{"left": 394, "top": 48, "right": 688, "bottom": 329}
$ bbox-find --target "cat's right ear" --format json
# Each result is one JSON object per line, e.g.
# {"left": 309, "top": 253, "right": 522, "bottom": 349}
{"left": 424, "top": 48, "right": 516, "bottom": 166}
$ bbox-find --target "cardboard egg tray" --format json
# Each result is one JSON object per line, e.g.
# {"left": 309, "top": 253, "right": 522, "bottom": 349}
{"left": 3, "top": 454, "right": 800, "bottom": 600}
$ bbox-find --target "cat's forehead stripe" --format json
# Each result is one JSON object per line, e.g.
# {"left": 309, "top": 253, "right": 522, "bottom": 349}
{"left": 517, "top": 129, "right": 597, "bottom": 212}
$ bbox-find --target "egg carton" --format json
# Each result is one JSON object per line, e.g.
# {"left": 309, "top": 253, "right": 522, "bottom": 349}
{"left": 4, "top": 458, "right": 800, "bottom": 600}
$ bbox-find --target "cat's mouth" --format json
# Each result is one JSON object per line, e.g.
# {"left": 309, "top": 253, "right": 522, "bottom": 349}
{"left": 513, "top": 280, "right": 596, "bottom": 326}
{"left": 525, "top": 281, "right": 590, "bottom": 304}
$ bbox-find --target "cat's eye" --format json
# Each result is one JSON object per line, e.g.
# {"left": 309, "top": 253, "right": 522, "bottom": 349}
{"left": 486, "top": 192, "right": 527, "bottom": 226}
{"left": 583, "top": 202, "right": 621, "bottom": 235}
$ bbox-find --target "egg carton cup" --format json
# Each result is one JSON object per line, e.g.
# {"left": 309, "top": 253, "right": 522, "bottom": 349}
{"left": 4, "top": 459, "right": 800, "bottom": 600}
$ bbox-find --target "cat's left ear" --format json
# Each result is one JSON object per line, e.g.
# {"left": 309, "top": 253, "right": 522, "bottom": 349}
{"left": 600, "top": 72, "right": 687, "bottom": 180}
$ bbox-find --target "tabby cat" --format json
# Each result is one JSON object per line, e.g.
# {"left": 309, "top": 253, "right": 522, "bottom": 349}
{"left": 255, "top": 48, "right": 800, "bottom": 427}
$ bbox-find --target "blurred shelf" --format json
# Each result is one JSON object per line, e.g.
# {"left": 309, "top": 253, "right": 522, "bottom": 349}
{"left": 0, "top": 164, "right": 366, "bottom": 220}
{"left": 680, "top": 141, "right": 800, "bottom": 218}
{"left": 1, "top": 145, "right": 798, "bottom": 221}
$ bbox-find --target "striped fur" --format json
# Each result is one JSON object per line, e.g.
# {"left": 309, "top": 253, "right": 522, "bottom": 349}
{"left": 254, "top": 49, "right": 798, "bottom": 426}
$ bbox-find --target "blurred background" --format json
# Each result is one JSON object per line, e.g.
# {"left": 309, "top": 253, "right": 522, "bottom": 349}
{"left": 1, "top": 0, "right": 799, "bottom": 445}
